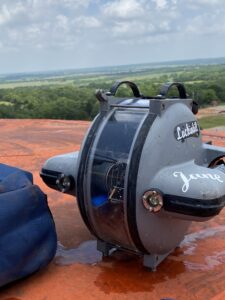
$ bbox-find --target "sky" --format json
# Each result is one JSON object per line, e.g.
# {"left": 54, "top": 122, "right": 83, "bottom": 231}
{"left": 1, "top": 0, "right": 225, "bottom": 73}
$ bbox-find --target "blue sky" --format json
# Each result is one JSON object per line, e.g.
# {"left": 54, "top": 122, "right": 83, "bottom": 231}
{"left": 0, "top": 0, "right": 225, "bottom": 73}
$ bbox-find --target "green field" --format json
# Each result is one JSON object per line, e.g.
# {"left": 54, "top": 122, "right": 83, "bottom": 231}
{"left": 198, "top": 115, "right": 225, "bottom": 129}
{"left": 1, "top": 58, "right": 225, "bottom": 121}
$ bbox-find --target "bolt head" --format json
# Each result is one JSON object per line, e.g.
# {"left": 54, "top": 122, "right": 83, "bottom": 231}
{"left": 142, "top": 190, "right": 163, "bottom": 213}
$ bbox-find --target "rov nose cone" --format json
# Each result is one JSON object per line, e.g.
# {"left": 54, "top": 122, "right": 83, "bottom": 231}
{"left": 142, "top": 190, "right": 163, "bottom": 213}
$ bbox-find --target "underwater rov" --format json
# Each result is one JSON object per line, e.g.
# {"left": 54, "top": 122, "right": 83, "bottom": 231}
{"left": 41, "top": 81, "right": 225, "bottom": 270}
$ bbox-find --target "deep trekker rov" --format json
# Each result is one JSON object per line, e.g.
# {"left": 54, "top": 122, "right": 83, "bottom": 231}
{"left": 41, "top": 81, "right": 225, "bottom": 270}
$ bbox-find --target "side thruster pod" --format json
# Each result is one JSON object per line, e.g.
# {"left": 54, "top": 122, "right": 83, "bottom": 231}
{"left": 41, "top": 81, "right": 225, "bottom": 270}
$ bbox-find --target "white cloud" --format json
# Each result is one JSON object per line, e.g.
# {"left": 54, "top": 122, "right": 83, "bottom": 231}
{"left": 100, "top": 0, "right": 178, "bottom": 43}
{"left": 0, "top": 0, "right": 225, "bottom": 73}
{"left": 0, "top": 0, "right": 98, "bottom": 50}
{"left": 111, "top": 20, "right": 153, "bottom": 37}
{"left": 0, "top": 2, "right": 26, "bottom": 25}
{"left": 153, "top": 0, "right": 168, "bottom": 10}
{"left": 188, "top": 0, "right": 224, "bottom": 5}
{"left": 186, "top": 0, "right": 225, "bottom": 10}
{"left": 102, "top": 0, "right": 145, "bottom": 19}
{"left": 56, "top": 15, "right": 70, "bottom": 31}
{"left": 74, "top": 16, "right": 101, "bottom": 29}
{"left": 30, "top": 0, "right": 91, "bottom": 10}
{"left": 186, "top": 11, "right": 225, "bottom": 35}
{"left": 26, "top": 25, "right": 41, "bottom": 38}
{"left": 1, "top": 0, "right": 224, "bottom": 51}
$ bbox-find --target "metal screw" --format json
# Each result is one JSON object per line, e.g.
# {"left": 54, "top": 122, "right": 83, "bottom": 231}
{"left": 142, "top": 190, "right": 163, "bottom": 213}
{"left": 56, "top": 174, "right": 74, "bottom": 193}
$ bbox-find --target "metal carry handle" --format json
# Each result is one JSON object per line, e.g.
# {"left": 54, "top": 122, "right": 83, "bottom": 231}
{"left": 159, "top": 82, "right": 187, "bottom": 99}
{"left": 109, "top": 80, "right": 142, "bottom": 98}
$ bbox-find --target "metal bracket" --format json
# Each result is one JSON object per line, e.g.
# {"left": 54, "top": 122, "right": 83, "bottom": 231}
{"left": 143, "top": 251, "right": 172, "bottom": 271}
{"left": 97, "top": 240, "right": 115, "bottom": 257}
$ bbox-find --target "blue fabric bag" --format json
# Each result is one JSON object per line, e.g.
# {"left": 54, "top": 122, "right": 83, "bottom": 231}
{"left": 0, "top": 164, "right": 57, "bottom": 287}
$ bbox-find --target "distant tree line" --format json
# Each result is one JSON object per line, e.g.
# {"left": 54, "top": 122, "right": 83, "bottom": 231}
{"left": 0, "top": 86, "right": 99, "bottom": 120}
{"left": 0, "top": 64, "right": 225, "bottom": 120}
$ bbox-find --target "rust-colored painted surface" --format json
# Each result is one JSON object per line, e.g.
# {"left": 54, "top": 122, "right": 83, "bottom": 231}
{"left": 0, "top": 119, "right": 225, "bottom": 300}
{"left": 198, "top": 105, "right": 225, "bottom": 119}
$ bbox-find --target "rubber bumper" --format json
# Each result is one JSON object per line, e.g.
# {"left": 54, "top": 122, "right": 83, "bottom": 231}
{"left": 163, "top": 194, "right": 225, "bottom": 218}
{"left": 0, "top": 164, "right": 57, "bottom": 287}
